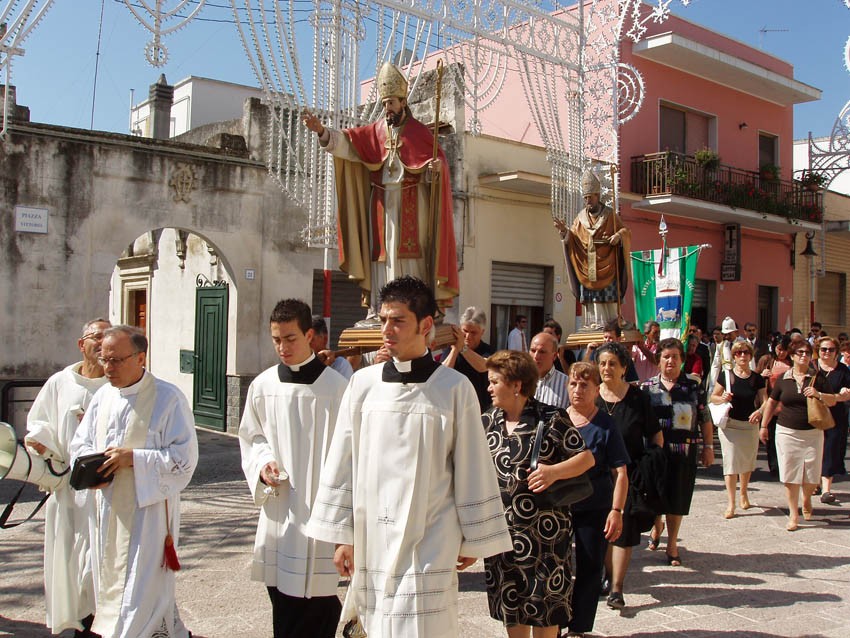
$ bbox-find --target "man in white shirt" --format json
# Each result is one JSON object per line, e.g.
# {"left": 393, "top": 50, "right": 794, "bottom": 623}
{"left": 507, "top": 315, "right": 528, "bottom": 351}
{"left": 530, "top": 332, "right": 570, "bottom": 409}
{"left": 308, "top": 276, "right": 512, "bottom": 637}
{"left": 240, "top": 301, "right": 348, "bottom": 638}
{"left": 70, "top": 326, "right": 197, "bottom": 638}
{"left": 709, "top": 317, "right": 740, "bottom": 390}
{"left": 26, "top": 318, "right": 111, "bottom": 637}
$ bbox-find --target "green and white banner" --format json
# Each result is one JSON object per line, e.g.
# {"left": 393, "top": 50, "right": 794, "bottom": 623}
{"left": 631, "top": 245, "right": 701, "bottom": 339}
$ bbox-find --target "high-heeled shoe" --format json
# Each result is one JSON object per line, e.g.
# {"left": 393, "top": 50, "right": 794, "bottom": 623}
{"left": 647, "top": 521, "right": 665, "bottom": 551}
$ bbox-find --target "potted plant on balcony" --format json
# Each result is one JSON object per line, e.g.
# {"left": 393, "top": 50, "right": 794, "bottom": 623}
{"left": 800, "top": 169, "right": 827, "bottom": 192}
{"left": 694, "top": 147, "right": 720, "bottom": 171}
{"left": 760, "top": 162, "right": 780, "bottom": 181}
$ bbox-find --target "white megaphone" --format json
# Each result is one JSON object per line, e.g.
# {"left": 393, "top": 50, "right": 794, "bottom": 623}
{"left": 0, "top": 421, "right": 68, "bottom": 491}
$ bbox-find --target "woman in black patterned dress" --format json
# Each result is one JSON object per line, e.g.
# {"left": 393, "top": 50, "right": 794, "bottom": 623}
{"left": 482, "top": 350, "right": 594, "bottom": 638}
{"left": 642, "top": 338, "right": 713, "bottom": 567}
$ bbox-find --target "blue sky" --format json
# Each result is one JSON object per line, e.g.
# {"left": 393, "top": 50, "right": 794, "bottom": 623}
{"left": 11, "top": 0, "right": 850, "bottom": 140}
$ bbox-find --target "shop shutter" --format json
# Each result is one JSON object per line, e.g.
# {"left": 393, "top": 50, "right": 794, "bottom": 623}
{"left": 692, "top": 279, "right": 708, "bottom": 309}
{"left": 311, "top": 270, "right": 366, "bottom": 349}
{"left": 491, "top": 262, "right": 546, "bottom": 307}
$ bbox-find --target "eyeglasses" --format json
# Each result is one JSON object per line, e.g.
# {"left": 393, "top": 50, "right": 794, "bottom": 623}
{"left": 82, "top": 331, "right": 106, "bottom": 341}
{"left": 733, "top": 351, "right": 752, "bottom": 356}
{"left": 97, "top": 352, "right": 140, "bottom": 366}
{"left": 794, "top": 350, "right": 812, "bottom": 357}
{"left": 820, "top": 347, "right": 837, "bottom": 353}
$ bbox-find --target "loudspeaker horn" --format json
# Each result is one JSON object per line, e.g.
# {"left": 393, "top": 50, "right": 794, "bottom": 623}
{"left": 0, "top": 421, "right": 68, "bottom": 491}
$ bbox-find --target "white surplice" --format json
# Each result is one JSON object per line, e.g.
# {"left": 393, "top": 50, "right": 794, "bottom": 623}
{"left": 69, "top": 372, "right": 198, "bottom": 638}
{"left": 307, "top": 364, "right": 512, "bottom": 637}
{"left": 26, "top": 362, "right": 109, "bottom": 633}
{"left": 238, "top": 363, "right": 347, "bottom": 597}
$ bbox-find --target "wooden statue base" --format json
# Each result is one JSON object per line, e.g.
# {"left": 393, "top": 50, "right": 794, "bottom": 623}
{"left": 338, "top": 323, "right": 457, "bottom": 354}
{"left": 565, "top": 328, "right": 643, "bottom": 348}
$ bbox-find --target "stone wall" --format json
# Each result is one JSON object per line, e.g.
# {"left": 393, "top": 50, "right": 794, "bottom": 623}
{"left": 225, "top": 373, "right": 256, "bottom": 435}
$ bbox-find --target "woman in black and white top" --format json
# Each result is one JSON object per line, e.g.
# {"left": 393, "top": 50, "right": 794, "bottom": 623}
{"left": 710, "top": 340, "right": 766, "bottom": 519}
{"left": 760, "top": 340, "right": 836, "bottom": 531}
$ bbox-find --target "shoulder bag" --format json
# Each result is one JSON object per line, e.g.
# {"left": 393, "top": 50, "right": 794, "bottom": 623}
{"left": 529, "top": 409, "right": 593, "bottom": 508}
{"left": 708, "top": 369, "right": 732, "bottom": 429}
{"left": 807, "top": 374, "right": 835, "bottom": 431}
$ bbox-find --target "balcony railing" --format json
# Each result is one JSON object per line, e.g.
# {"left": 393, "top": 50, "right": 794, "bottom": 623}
{"left": 630, "top": 151, "right": 822, "bottom": 224}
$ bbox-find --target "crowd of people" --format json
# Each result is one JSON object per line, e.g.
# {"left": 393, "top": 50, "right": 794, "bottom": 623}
{"left": 18, "top": 277, "right": 849, "bottom": 638}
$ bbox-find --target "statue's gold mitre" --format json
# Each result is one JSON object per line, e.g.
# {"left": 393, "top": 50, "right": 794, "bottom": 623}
{"left": 378, "top": 62, "right": 409, "bottom": 100}
{"left": 581, "top": 168, "right": 601, "bottom": 196}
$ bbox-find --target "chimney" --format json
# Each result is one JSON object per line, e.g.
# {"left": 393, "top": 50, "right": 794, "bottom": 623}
{"left": 0, "top": 84, "right": 30, "bottom": 123}
{"left": 149, "top": 74, "right": 174, "bottom": 139}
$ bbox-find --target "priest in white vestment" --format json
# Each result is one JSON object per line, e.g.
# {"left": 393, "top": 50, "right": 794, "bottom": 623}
{"left": 239, "top": 299, "right": 347, "bottom": 638}
{"left": 308, "top": 276, "right": 512, "bottom": 637}
{"left": 70, "top": 326, "right": 198, "bottom": 638}
{"left": 26, "top": 318, "right": 111, "bottom": 636}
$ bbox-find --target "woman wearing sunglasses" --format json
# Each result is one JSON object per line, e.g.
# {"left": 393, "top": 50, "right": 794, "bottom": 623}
{"left": 709, "top": 341, "right": 766, "bottom": 519}
{"left": 759, "top": 341, "right": 837, "bottom": 531}
{"left": 813, "top": 336, "right": 850, "bottom": 504}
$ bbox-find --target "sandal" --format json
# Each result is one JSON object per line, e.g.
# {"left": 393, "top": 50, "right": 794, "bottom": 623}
{"left": 648, "top": 521, "right": 665, "bottom": 551}
{"left": 802, "top": 508, "right": 813, "bottom": 521}
{"left": 666, "top": 553, "right": 682, "bottom": 567}
{"left": 648, "top": 532, "right": 661, "bottom": 551}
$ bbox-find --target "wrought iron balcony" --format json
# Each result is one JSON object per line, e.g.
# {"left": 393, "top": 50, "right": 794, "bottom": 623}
{"left": 630, "top": 151, "right": 822, "bottom": 225}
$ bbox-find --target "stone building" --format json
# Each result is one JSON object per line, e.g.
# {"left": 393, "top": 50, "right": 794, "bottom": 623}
{"left": 0, "top": 83, "right": 329, "bottom": 434}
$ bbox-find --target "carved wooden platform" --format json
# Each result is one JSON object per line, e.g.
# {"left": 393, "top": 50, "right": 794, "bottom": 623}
{"left": 564, "top": 328, "right": 643, "bottom": 348}
{"left": 337, "top": 323, "right": 457, "bottom": 353}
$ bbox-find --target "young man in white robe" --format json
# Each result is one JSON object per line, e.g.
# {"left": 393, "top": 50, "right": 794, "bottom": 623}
{"left": 70, "top": 325, "right": 198, "bottom": 638}
{"left": 307, "top": 275, "right": 513, "bottom": 637}
{"left": 26, "top": 318, "right": 111, "bottom": 636}
{"left": 239, "top": 299, "right": 348, "bottom": 638}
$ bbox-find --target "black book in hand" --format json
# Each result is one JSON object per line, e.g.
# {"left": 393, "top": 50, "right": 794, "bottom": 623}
{"left": 70, "top": 452, "right": 114, "bottom": 490}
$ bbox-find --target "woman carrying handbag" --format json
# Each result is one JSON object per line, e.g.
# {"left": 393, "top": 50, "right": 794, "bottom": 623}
{"left": 760, "top": 340, "right": 836, "bottom": 531}
{"left": 709, "top": 341, "right": 766, "bottom": 519}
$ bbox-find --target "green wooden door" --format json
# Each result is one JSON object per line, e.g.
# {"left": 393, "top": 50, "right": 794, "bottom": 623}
{"left": 193, "top": 283, "right": 228, "bottom": 430}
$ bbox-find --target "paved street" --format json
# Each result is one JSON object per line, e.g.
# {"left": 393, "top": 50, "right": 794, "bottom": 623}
{"left": 2, "top": 428, "right": 850, "bottom": 638}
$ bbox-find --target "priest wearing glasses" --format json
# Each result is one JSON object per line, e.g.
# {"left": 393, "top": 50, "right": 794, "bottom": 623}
{"left": 70, "top": 325, "right": 197, "bottom": 638}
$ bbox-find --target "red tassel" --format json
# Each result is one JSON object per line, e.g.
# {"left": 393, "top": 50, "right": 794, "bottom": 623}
{"left": 163, "top": 534, "right": 181, "bottom": 571}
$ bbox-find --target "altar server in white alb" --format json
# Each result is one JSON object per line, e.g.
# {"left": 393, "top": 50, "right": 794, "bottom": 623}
{"left": 26, "top": 317, "right": 111, "bottom": 636}
{"left": 70, "top": 325, "right": 198, "bottom": 638}
{"left": 307, "top": 276, "right": 513, "bottom": 637}
{"left": 239, "top": 299, "right": 348, "bottom": 638}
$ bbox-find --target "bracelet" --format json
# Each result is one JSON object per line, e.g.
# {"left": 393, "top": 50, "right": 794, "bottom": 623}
{"left": 611, "top": 507, "right": 623, "bottom": 514}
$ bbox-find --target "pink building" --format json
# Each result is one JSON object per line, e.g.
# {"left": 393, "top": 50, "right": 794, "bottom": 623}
{"left": 618, "top": 12, "right": 820, "bottom": 334}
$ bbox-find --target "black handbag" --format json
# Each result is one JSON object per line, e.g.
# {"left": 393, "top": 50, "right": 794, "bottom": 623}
{"left": 529, "top": 410, "right": 593, "bottom": 508}
{"left": 69, "top": 452, "right": 114, "bottom": 490}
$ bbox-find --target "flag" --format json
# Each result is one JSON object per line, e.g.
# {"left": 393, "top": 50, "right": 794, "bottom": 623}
{"left": 631, "top": 245, "right": 701, "bottom": 339}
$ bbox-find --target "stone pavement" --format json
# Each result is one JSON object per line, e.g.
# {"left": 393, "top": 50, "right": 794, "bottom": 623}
{"left": 2, "top": 428, "right": 849, "bottom": 638}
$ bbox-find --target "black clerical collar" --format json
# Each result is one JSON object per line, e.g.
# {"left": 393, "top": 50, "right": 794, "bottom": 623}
{"left": 382, "top": 351, "right": 440, "bottom": 384}
{"left": 277, "top": 353, "right": 325, "bottom": 385}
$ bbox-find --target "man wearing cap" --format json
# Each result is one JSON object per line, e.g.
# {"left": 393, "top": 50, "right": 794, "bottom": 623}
{"left": 303, "top": 63, "right": 459, "bottom": 319}
{"left": 554, "top": 169, "right": 630, "bottom": 329}
{"left": 709, "top": 317, "right": 740, "bottom": 390}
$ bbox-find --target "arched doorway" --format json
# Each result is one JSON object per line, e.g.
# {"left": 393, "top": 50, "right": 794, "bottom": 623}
{"left": 109, "top": 228, "right": 238, "bottom": 431}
